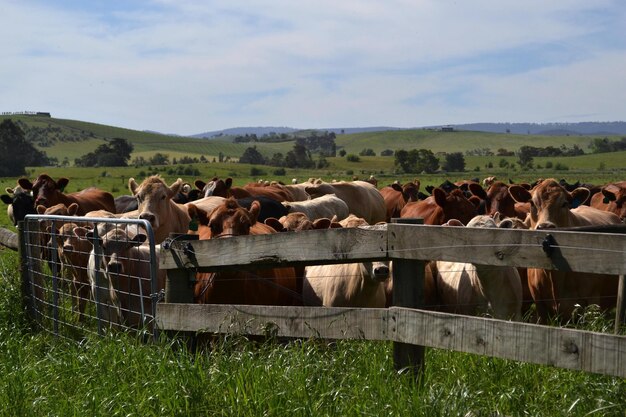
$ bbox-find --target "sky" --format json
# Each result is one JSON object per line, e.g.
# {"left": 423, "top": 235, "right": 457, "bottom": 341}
{"left": 2, "top": 0, "right": 625, "bottom": 135}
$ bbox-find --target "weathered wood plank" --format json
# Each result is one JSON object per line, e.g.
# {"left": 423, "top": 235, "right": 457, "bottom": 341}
{"left": 388, "top": 224, "right": 626, "bottom": 275}
{"left": 390, "top": 307, "right": 626, "bottom": 378}
{"left": 160, "top": 225, "right": 388, "bottom": 270}
{"left": 156, "top": 303, "right": 626, "bottom": 378}
{"left": 156, "top": 304, "right": 390, "bottom": 340}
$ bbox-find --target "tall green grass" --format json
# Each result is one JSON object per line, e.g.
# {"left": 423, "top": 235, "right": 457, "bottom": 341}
{"left": 0, "top": 249, "right": 624, "bottom": 416}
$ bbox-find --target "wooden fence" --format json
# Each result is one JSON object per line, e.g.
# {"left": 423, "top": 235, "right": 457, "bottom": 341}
{"left": 156, "top": 223, "right": 626, "bottom": 379}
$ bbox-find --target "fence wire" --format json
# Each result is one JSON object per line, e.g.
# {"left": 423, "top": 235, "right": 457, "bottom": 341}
{"left": 21, "top": 215, "right": 158, "bottom": 341}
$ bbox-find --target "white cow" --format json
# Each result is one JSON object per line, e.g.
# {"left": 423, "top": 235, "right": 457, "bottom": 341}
{"left": 282, "top": 194, "right": 349, "bottom": 221}
{"left": 436, "top": 215, "right": 522, "bottom": 320}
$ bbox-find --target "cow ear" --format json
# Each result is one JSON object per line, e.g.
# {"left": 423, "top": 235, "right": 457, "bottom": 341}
{"left": 129, "top": 178, "right": 139, "bottom": 195}
{"left": 132, "top": 234, "right": 147, "bottom": 246}
{"left": 433, "top": 188, "right": 447, "bottom": 207}
{"left": 601, "top": 187, "right": 617, "bottom": 203}
{"left": 73, "top": 226, "right": 90, "bottom": 239}
{"left": 508, "top": 185, "right": 532, "bottom": 203}
{"left": 5, "top": 187, "right": 15, "bottom": 194}
{"left": 1, "top": 195, "right": 12, "bottom": 204}
{"left": 443, "top": 219, "right": 464, "bottom": 227}
{"left": 168, "top": 178, "right": 184, "bottom": 198}
{"left": 18, "top": 178, "right": 33, "bottom": 190}
{"left": 36, "top": 205, "right": 47, "bottom": 214}
{"left": 391, "top": 183, "right": 403, "bottom": 192}
{"left": 570, "top": 187, "right": 590, "bottom": 208}
{"left": 312, "top": 218, "right": 331, "bottom": 229}
{"left": 194, "top": 180, "right": 206, "bottom": 190}
{"left": 67, "top": 203, "right": 80, "bottom": 216}
{"left": 498, "top": 219, "right": 514, "bottom": 229}
{"left": 264, "top": 217, "right": 284, "bottom": 232}
{"left": 57, "top": 178, "right": 70, "bottom": 192}
{"left": 468, "top": 183, "right": 487, "bottom": 199}
{"left": 225, "top": 178, "right": 233, "bottom": 189}
{"left": 248, "top": 200, "right": 261, "bottom": 224}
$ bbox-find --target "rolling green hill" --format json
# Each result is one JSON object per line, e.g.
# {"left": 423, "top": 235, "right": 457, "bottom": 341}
{"left": 1, "top": 115, "right": 624, "bottom": 183}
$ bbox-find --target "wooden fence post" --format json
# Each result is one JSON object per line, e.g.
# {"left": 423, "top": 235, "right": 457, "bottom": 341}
{"left": 616, "top": 275, "right": 626, "bottom": 334}
{"left": 390, "top": 218, "right": 425, "bottom": 381}
{"left": 163, "top": 234, "right": 198, "bottom": 304}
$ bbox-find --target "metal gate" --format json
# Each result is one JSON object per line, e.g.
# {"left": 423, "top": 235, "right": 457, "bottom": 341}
{"left": 20, "top": 214, "right": 159, "bottom": 340}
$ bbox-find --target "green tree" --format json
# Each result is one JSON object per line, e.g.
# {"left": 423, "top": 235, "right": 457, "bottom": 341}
{"left": 442, "top": 152, "right": 466, "bottom": 172}
{"left": 285, "top": 143, "right": 314, "bottom": 168}
{"left": 149, "top": 153, "right": 170, "bottom": 165}
{"left": 517, "top": 146, "right": 534, "bottom": 169}
{"left": 239, "top": 146, "right": 267, "bottom": 165}
{"left": 0, "top": 119, "right": 50, "bottom": 175}
{"left": 413, "top": 149, "right": 439, "bottom": 173}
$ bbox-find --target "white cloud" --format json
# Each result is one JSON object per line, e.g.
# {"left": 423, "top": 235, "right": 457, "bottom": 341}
{"left": 1, "top": 0, "right": 624, "bottom": 134}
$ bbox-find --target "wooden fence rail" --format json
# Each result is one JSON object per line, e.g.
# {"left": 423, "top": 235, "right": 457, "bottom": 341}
{"left": 157, "top": 223, "right": 626, "bottom": 379}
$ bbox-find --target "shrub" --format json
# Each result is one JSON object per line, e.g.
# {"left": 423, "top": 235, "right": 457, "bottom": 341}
{"left": 273, "top": 168, "right": 286, "bottom": 176}
{"left": 250, "top": 167, "right": 267, "bottom": 176}
{"left": 346, "top": 154, "right": 361, "bottom": 162}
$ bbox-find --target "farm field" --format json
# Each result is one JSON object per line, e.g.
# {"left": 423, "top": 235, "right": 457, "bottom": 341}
{"left": 1, "top": 116, "right": 625, "bottom": 414}
{"left": 0, "top": 249, "right": 624, "bottom": 416}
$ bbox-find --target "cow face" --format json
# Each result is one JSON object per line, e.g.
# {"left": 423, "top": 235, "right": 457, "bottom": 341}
{"left": 433, "top": 188, "right": 478, "bottom": 226}
{"left": 19, "top": 174, "right": 70, "bottom": 208}
{"left": 2, "top": 186, "right": 36, "bottom": 226}
{"left": 509, "top": 179, "right": 589, "bottom": 229}
{"left": 87, "top": 228, "right": 147, "bottom": 275}
{"left": 129, "top": 176, "right": 183, "bottom": 230}
{"left": 207, "top": 198, "right": 260, "bottom": 238}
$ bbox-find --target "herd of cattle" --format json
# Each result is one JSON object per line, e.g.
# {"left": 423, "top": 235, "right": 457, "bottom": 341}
{"left": 1, "top": 173, "right": 625, "bottom": 329}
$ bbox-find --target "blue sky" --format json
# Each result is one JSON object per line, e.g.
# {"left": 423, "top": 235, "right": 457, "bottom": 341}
{"left": 2, "top": 0, "right": 625, "bottom": 134}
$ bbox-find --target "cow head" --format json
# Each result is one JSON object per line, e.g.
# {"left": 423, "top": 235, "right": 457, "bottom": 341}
{"left": 601, "top": 183, "right": 626, "bottom": 222}
{"left": 207, "top": 198, "right": 260, "bottom": 238}
{"left": 19, "top": 174, "right": 69, "bottom": 208}
{"left": 509, "top": 178, "right": 589, "bottom": 229}
{"left": 433, "top": 188, "right": 478, "bottom": 225}
{"left": 129, "top": 176, "right": 183, "bottom": 230}
{"left": 2, "top": 186, "right": 36, "bottom": 226}
{"left": 86, "top": 227, "right": 147, "bottom": 275}
{"left": 196, "top": 177, "right": 233, "bottom": 198}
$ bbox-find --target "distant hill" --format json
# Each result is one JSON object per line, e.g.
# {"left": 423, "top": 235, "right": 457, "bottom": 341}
{"left": 193, "top": 122, "right": 626, "bottom": 138}
{"left": 192, "top": 127, "right": 298, "bottom": 138}
{"left": 192, "top": 126, "right": 402, "bottom": 138}
{"left": 449, "top": 122, "right": 626, "bottom": 136}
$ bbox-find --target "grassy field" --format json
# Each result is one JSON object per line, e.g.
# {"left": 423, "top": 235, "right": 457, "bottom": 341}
{"left": 0, "top": 250, "right": 624, "bottom": 416}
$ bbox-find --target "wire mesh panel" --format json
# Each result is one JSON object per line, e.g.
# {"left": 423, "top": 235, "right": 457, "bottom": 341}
{"left": 20, "top": 215, "right": 158, "bottom": 340}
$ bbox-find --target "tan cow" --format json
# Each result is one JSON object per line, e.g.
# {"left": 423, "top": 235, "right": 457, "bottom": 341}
{"left": 509, "top": 178, "right": 622, "bottom": 322}
{"left": 84, "top": 225, "right": 164, "bottom": 329}
{"left": 435, "top": 216, "right": 522, "bottom": 320}
{"left": 303, "top": 215, "right": 389, "bottom": 307}
{"left": 304, "top": 180, "right": 386, "bottom": 225}
{"left": 282, "top": 193, "right": 349, "bottom": 221}
{"left": 128, "top": 176, "right": 191, "bottom": 244}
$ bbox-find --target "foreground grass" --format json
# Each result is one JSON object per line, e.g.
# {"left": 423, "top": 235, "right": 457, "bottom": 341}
{"left": 1, "top": 250, "right": 625, "bottom": 416}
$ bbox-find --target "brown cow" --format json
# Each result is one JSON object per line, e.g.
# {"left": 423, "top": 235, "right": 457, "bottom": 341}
{"left": 189, "top": 199, "right": 301, "bottom": 306}
{"left": 468, "top": 181, "right": 529, "bottom": 221}
{"left": 47, "top": 222, "right": 92, "bottom": 322}
{"left": 509, "top": 178, "right": 622, "bottom": 322}
{"left": 128, "top": 176, "right": 191, "bottom": 244}
{"left": 590, "top": 181, "right": 626, "bottom": 222}
{"left": 18, "top": 174, "right": 116, "bottom": 215}
{"left": 400, "top": 188, "right": 478, "bottom": 225}
{"left": 379, "top": 181, "right": 420, "bottom": 221}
